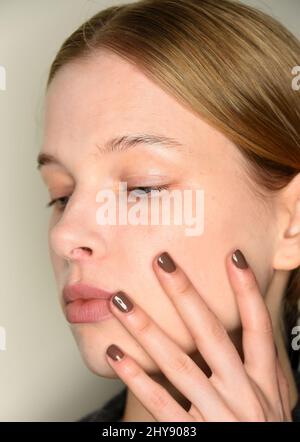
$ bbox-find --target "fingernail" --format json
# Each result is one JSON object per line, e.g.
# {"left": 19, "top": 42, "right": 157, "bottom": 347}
{"left": 106, "top": 344, "right": 124, "bottom": 361}
{"left": 232, "top": 249, "right": 248, "bottom": 269}
{"left": 112, "top": 291, "right": 134, "bottom": 313}
{"left": 157, "top": 252, "right": 176, "bottom": 273}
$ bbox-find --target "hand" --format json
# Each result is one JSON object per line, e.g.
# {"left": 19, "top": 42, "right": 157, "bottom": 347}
{"left": 105, "top": 249, "right": 292, "bottom": 422}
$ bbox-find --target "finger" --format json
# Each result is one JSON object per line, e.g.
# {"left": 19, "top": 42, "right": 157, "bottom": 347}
{"left": 275, "top": 355, "right": 293, "bottom": 421}
{"left": 109, "top": 291, "right": 237, "bottom": 421}
{"left": 153, "top": 251, "right": 266, "bottom": 419}
{"left": 227, "top": 249, "right": 278, "bottom": 397}
{"left": 105, "top": 344, "right": 196, "bottom": 422}
{"left": 153, "top": 251, "right": 248, "bottom": 386}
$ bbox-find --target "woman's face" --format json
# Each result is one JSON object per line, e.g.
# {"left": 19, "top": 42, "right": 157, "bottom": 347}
{"left": 39, "top": 50, "right": 276, "bottom": 378}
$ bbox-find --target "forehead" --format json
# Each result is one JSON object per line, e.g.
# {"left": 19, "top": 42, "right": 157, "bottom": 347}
{"left": 41, "top": 50, "right": 242, "bottom": 184}
{"left": 45, "top": 52, "right": 183, "bottom": 131}
{"left": 43, "top": 51, "right": 224, "bottom": 152}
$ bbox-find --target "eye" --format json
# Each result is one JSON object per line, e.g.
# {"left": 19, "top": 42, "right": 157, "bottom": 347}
{"left": 127, "top": 185, "right": 169, "bottom": 196}
{"left": 46, "top": 185, "right": 169, "bottom": 212}
{"left": 46, "top": 196, "right": 70, "bottom": 211}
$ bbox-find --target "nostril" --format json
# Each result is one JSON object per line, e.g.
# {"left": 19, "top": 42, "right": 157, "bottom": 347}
{"left": 81, "top": 247, "right": 92, "bottom": 253}
{"left": 72, "top": 247, "right": 92, "bottom": 259}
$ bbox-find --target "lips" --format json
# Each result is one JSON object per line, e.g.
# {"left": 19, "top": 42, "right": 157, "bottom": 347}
{"left": 62, "top": 283, "right": 116, "bottom": 323}
{"left": 63, "top": 283, "right": 115, "bottom": 305}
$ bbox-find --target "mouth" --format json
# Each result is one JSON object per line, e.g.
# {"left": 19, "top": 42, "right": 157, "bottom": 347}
{"left": 62, "top": 283, "right": 116, "bottom": 323}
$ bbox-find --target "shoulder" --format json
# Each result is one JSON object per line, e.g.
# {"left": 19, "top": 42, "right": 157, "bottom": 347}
{"left": 77, "top": 387, "right": 127, "bottom": 422}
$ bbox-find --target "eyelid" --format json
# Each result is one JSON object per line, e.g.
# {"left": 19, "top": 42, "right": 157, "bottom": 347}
{"left": 123, "top": 174, "right": 170, "bottom": 184}
{"left": 116, "top": 173, "right": 170, "bottom": 190}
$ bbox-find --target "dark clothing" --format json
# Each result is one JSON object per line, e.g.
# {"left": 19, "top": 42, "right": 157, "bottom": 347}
{"left": 79, "top": 387, "right": 127, "bottom": 422}
{"left": 78, "top": 370, "right": 300, "bottom": 422}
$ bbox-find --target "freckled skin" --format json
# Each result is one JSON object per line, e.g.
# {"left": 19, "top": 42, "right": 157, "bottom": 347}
{"left": 39, "top": 50, "right": 295, "bottom": 420}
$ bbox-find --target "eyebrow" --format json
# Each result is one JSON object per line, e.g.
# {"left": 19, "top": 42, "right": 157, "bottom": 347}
{"left": 36, "top": 133, "right": 186, "bottom": 170}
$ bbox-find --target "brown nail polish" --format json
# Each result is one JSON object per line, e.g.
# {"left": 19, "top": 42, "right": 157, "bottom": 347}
{"left": 112, "top": 291, "right": 134, "bottom": 313}
{"left": 106, "top": 344, "right": 124, "bottom": 361}
{"left": 232, "top": 249, "right": 248, "bottom": 269}
{"left": 157, "top": 252, "right": 176, "bottom": 273}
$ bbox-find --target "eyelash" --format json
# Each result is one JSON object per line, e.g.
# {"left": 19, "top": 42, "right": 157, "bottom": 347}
{"left": 46, "top": 185, "right": 169, "bottom": 211}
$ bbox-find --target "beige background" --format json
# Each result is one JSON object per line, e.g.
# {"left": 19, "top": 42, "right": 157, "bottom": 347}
{"left": 0, "top": 0, "right": 299, "bottom": 421}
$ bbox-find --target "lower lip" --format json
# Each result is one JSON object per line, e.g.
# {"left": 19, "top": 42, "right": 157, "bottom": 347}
{"left": 65, "top": 299, "right": 113, "bottom": 323}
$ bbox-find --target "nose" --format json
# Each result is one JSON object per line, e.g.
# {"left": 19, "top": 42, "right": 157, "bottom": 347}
{"left": 48, "top": 195, "right": 108, "bottom": 263}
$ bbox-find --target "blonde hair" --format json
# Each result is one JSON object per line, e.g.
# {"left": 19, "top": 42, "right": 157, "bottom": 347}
{"left": 46, "top": 0, "right": 300, "bottom": 368}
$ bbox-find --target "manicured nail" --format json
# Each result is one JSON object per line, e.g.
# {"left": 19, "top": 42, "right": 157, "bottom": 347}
{"left": 106, "top": 344, "right": 124, "bottom": 361}
{"left": 112, "top": 291, "right": 134, "bottom": 313}
{"left": 232, "top": 249, "right": 248, "bottom": 269}
{"left": 157, "top": 252, "right": 176, "bottom": 273}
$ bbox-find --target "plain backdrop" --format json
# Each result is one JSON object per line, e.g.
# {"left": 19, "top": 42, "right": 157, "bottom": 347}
{"left": 0, "top": 0, "right": 299, "bottom": 421}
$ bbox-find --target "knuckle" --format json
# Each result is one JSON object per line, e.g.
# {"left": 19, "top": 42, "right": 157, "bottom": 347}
{"left": 259, "top": 311, "right": 273, "bottom": 334}
{"left": 247, "top": 309, "right": 273, "bottom": 334}
{"left": 172, "top": 353, "right": 194, "bottom": 374}
{"left": 208, "top": 319, "right": 228, "bottom": 342}
{"left": 149, "top": 387, "right": 170, "bottom": 410}
{"left": 134, "top": 314, "right": 152, "bottom": 334}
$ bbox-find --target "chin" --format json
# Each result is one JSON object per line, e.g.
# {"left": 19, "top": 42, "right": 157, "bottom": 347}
{"left": 68, "top": 322, "right": 165, "bottom": 377}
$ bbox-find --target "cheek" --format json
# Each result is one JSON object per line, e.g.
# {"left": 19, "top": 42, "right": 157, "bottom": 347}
{"left": 206, "top": 186, "right": 274, "bottom": 292}
{"left": 182, "top": 189, "right": 273, "bottom": 329}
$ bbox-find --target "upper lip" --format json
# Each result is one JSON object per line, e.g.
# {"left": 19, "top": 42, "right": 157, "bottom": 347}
{"left": 63, "top": 283, "right": 115, "bottom": 305}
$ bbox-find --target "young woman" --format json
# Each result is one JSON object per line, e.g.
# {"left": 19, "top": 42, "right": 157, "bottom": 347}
{"left": 37, "top": 0, "right": 300, "bottom": 421}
